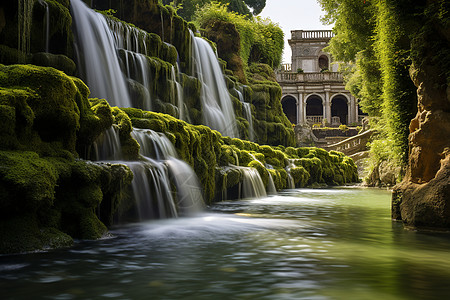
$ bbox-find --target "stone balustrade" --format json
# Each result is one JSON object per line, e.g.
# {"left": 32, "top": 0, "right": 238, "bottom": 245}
{"left": 322, "top": 130, "right": 374, "bottom": 156}
{"left": 276, "top": 72, "right": 344, "bottom": 83}
{"left": 306, "top": 116, "right": 323, "bottom": 124}
{"left": 291, "top": 30, "right": 334, "bottom": 40}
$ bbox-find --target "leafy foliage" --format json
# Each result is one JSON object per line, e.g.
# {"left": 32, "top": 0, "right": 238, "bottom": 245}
{"left": 172, "top": 0, "right": 266, "bottom": 21}
{"left": 319, "top": 0, "right": 421, "bottom": 179}
{"left": 192, "top": 1, "right": 283, "bottom": 68}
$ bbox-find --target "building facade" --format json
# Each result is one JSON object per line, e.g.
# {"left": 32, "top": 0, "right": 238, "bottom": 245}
{"left": 277, "top": 30, "right": 362, "bottom": 126}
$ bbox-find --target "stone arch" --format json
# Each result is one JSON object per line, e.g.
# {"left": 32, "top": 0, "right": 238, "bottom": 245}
{"left": 305, "top": 94, "right": 323, "bottom": 124}
{"left": 318, "top": 55, "right": 329, "bottom": 71}
{"left": 281, "top": 95, "right": 298, "bottom": 124}
{"left": 331, "top": 94, "right": 349, "bottom": 125}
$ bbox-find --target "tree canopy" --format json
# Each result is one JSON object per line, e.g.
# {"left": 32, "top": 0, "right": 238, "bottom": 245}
{"left": 163, "top": 0, "right": 267, "bottom": 21}
{"left": 192, "top": 1, "right": 283, "bottom": 69}
{"left": 319, "top": 0, "right": 423, "bottom": 180}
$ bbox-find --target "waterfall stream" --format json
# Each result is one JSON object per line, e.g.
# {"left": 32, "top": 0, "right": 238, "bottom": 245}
{"left": 190, "top": 31, "right": 238, "bottom": 137}
{"left": 71, "top": 0, "right": 132, "bottom": 107}
{"left": 91, "top": 127, "right": 205, "bottom": 219}
{"left": 235, "top": 87, "right": 254, "bottom": 141}
{"left": 70, "top": 0, "right": 265, "bottom": 221}
{"left": 37, "top": 0, "right": 49, "bottom": 52}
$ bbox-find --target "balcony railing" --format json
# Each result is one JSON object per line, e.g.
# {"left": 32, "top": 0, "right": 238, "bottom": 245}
{"left": 291, "top": 30, "right": 334, "bottom": 40}
{"left": 307, "top": 116, "right": 323, "bottom": 124}
{"left": 276, "top": 72, "right": 343, "bottom": 83}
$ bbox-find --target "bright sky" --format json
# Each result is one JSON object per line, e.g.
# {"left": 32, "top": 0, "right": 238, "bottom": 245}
{"left": 259, "top": 0, "right": 333, "bottom": 64}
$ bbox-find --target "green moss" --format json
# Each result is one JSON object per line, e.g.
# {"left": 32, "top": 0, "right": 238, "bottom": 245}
{"left": 0, "top": 64, "right": 81, "bottom": 154}
{"left": 248, "top": 160, "right": 269, "bottom": 186}
{"left": 31, "top": 53, "right": 76, "bottom": 75}
{"left": 0, "top": 214, "right": 72, "bottom": 254}
{"left": 0, "top": 151, "right": 58, "bottom": 213}
{"left": 111, "top": 107, "right": 140, "bottom": 160}
{"left": 290, "top": 166, "right": 310, "bottom": 188}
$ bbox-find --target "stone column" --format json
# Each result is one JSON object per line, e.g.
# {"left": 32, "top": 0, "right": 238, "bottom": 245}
{"left": 349, "top": 95, "right": 355, "bottom": 124}
{"left": 298, "top": 93, "right": 304, "bottom": 124}
{"left": 325, "top": 91, "right": 331, "bottom": 124}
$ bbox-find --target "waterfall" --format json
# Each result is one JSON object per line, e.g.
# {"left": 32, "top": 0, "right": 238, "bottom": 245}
{"left": 71, "top": 0, "right": 132, "bottom": 107}
{"left": 18, "top": 0, "right": 34, "bottom": 62}
{"left": 190, "top": 31, "right": 238, "bottom": 137}
{"left": 234, "top": 87, "right": 254, "bottom": 141}
{"left": 241, "top": 167, "right": 267, "bottom": 199}
{"left": 131, "top": 128, "right": 177, "bottom": 160}
{"left": 71, "top": 0, "right": 238, "bottom": 138}
{"left": 170, "top": 66, "right": 186, "bottom": 121}
{"left": 37, "top": 0, "right": 49, "bottom": 52}
{"left": 285, "top": 160, "right": 296, "bottom": 189}
{"left": 126, "top": 160, "right": 178, "bottom": 220}
{"left": 92, "top": 126, "right": 123, "bottom": 161}
{"left": 267, "top": 172, "right": 277, "bottom": 195}
{"left": 221, "top": 165, "right": 267, "bottom": 200}
{"left": 242, "top": 102, "right": 254, "bottom": 141}
{"left": 121, "top": 50, "right": 152, "bottom": 110}
{"left": 131, "top": 129, "right": 205, "bottom": 215}
{"left": 107, "top": 18, "right": 148, "bottom": 55}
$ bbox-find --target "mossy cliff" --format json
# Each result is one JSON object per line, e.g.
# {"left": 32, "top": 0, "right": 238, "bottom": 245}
{"left": 392, "top": 1, "right": 450, "bottom": 229}
{"left": 0, "top": 0, "right": 294, "bottom": 146}
{"left": 0, "top": 0, "right": 74, "bottom": 71}
{"left": 0, "top": 64, "right": 133, "bottom": 254}
{"left": 82, "top": 0, "right": 294, "bottom": 146}
{"left": 122, "top": 107, "right": 358, "bottom": 204}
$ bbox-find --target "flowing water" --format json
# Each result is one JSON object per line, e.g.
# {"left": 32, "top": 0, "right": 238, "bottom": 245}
{"left": 2, "top": 188, "right": 450, "bottom": 299}
{"left": 190, "top": 31, "right": 238, "bottom": 137}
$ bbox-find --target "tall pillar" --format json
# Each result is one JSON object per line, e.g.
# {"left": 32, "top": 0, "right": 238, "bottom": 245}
{"left": 349, "top": 95, "right": 355, "bottom": 124}
{"left": 325, "top": 92, "right": 331, "bottom": 124}
{"left": 298, "top": 93, "right": 304, "bottom": 124}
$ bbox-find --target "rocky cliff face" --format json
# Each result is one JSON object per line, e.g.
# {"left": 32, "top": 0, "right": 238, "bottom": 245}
{"left": 392, "top": 6, "right": 450, "bottom": 228}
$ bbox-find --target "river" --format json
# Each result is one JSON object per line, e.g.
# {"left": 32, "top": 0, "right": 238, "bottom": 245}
{"left": 2, "top": 187, "right": 450, "bottom": 299}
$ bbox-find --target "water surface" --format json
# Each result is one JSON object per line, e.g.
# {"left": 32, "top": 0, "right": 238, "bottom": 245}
{"left": 2, "top": 188, "right": 450, "bottom": 299}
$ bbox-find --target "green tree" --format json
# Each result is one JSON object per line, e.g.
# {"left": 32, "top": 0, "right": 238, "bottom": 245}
{"left": 192, "top": 2, "right": 283, "bottom": 69}
{"left": 175, "top": 0, "right": 266, "bottom": 21}
{"left": 319, "top": 0, "right": 420, "bottom": 181}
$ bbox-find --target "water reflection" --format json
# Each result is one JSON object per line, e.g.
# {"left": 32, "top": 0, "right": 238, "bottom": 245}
{"left": 2, "top": 188, "right": 450, "bottom": 299}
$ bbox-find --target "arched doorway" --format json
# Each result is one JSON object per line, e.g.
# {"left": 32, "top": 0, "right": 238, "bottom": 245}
{"left": 319, "top": 55, "right": 329, "bottom": 71}
{"left": 331, "top": 95, "right": 348, "bottom": 125}
{"left": 281, "top": 96, "right": 297, "bottom": 124}
{"left": 306, "top": 95, "right": 323, "bottom": 124}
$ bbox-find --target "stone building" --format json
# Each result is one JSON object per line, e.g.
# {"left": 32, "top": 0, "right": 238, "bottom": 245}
{"left": 276, "top": 30, "right": 362, "bottom": 126}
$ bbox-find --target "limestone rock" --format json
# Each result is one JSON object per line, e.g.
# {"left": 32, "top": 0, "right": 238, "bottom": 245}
{"left": 392, "top": 12, "right": 450, "bottom": 229}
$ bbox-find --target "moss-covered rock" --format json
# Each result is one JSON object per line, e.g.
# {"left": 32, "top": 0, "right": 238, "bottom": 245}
{"left": 0, "top": 65, "right": 134, "bottom": 254}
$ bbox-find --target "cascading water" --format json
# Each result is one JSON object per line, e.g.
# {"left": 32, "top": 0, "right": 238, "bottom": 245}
{"left": 92, "top": 126, "right": 123, "bottom": 161}
{"left": 108, "top": 18, "right": 148, "bottom": 55}
{"left": 90, "top": 127, "right": 204, "bottom": 219}
{"left": 71, "top": 0, "right": 132, "bottom": 107}
{"left": 235, "top": 87, "right": 254, "bottom": 141}
{"left": 121, "top": 50, "right": 152, "bottom": 110}
{"left": 131, "top": 129, "right": 205, "bottom": 215}
{"left": 220, "top": 165, "right": 267, "bottom": 200}
{"left": 131, "top": 128, "right": 178, "bottom": 160}
{"left": 126, "top": 160, "right": 178, "bottom": 220}
{"left": 18, "top": 0, "right": 34, "bottom": 62}
{"left": 267, "top": 172, "right": 277, "bottom": 195}
{"left": 240, "top": 167, "right": 267, "bottom": 199}
{"left": 170, "top": 66, "right": 186, "bottom": 121}
{"left": 70, "top": 1, "right": 267, "bottom": 221}
{"left": 37, "top": 0, "right": 49, "bottom": 52}
{"left": 285, "top": 159, "right": 296, "bottom": 189}
{"left": 190, "top": 31, "right": 238, "bottom": 137}
{"left": 242, "top": 103, "right": 254, "bottom": 141}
